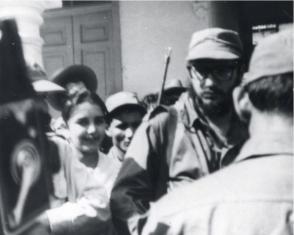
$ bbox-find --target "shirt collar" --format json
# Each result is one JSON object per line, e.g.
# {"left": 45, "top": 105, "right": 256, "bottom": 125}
{"left": 174, "top": 92, "right": 200, "bottom": 128}
{"left": 234, "top": 131, "right": 293, "bottom": 162}
{"left": 175, "top": 92, "right": 248, "bottom": 148}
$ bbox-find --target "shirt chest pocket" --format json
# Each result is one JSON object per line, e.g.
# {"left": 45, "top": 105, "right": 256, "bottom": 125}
{"left": 167, "top": 126, "right": 207, "bottom": 191}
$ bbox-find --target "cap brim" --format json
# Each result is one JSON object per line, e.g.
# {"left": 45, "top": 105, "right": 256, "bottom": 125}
{"left": 108, "top": 104, "right": 146, "bottom": 118}
{"left": 186, "top": 41, "right": 241, "bottom": 61}
{"left": 187, "top": 49, "right": 240, "bottom": 61}
{"left": 33, "top": 80, "right": 65, "bottom": 93}
{"left": 164, "top": 87, "right": 186, "bottom": 95}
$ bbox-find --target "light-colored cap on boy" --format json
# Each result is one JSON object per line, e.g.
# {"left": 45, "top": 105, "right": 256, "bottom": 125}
{"left": 106, "top": 91, "right": 146, "bottom": 117}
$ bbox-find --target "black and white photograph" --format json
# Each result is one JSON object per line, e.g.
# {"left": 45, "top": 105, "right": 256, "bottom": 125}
{"left": 0, "top": 1, "right": 292, "bottom": 235}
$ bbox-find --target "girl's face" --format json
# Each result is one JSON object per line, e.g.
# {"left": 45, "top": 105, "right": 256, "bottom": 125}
{"left": 67, "top": 101, "right": 106, "bottom": 154}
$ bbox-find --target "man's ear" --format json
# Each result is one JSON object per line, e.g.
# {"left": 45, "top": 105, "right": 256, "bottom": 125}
{"left": 233, "top": 86, "right": 251, "bottom": 122}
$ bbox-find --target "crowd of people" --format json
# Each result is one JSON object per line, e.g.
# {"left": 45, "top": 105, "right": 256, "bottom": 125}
{"left": 25, "top": 27, "right": 292, "bottom": 235}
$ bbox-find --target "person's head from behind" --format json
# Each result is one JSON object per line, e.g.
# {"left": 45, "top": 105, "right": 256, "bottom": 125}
{"left": 186, "top": 28, "right": 244, "bottom": 117}
{"left": 234, "top": 30, "right": 293, "bottom": 122}
{"left": 106, "top": 92, "right": 146, "bottom": 155}
{"left": 62, "top": 91, "right": 108, "bottom": 155}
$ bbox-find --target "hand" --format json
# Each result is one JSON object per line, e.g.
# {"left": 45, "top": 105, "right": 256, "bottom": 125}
{"left": 23, "top": 213, "right": 51, "bottom": 235}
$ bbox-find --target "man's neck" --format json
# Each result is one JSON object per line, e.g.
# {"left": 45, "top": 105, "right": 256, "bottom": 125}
{"left": 249, "top": 112, "right": 293, "bottom": 141}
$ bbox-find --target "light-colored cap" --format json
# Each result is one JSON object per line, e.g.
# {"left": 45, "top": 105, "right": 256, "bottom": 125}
{"left": 186, "top": 27, "right": 243, "bottom": 61}
{"left": 106, "top": 91, "right": 146, "bottom": 116}
{"left": 28, "top": 63, "right": 65, "bottom": 93}
{"left": 33, "top": 80, "right": 65, "bottom": 93}
{"left": 243, "top": 29, "right": 293, "bottom": 85}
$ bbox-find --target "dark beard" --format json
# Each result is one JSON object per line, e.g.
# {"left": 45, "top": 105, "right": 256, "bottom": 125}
{"left": 195, "top": 92, "right": 234, "bottom": 118}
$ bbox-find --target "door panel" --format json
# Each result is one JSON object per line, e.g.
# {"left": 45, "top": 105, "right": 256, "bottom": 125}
{"left": 73, "top": 10, "right": 112, "bottom": 98}
{"left": 41, "top": 3, "right": 122, "bottom": 99}
{"left": 42, "top": 49, "right": 74, "bottom": 78}
{"left": 80, "top": 47, "right": 109, "bottom": 98}
{"left": 41, "top": 16, "right": 74, "bottom": 78}
{"left": 42, "top": 18, "right": 72, "bottom": 46}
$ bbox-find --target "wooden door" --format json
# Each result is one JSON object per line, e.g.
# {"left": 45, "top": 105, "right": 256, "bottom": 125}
{"left": 41, "top": 2, "right": 122, "bottom": 99}
{"left": 41, "top": 16, "right": 74, "bottom": 74}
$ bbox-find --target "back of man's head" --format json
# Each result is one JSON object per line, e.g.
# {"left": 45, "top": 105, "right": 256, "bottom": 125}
{"left": 242, "top": 29, "right": 293, "bottom": 117}
{"left": 245, "top": 73, "right": 292, "bottom": 116}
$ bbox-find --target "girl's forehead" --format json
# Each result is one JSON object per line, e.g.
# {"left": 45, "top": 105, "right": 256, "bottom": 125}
{"left": 69, "top": 101, "right": 104, "bottom": 118}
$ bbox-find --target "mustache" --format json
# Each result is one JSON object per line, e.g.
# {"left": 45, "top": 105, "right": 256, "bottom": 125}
{"left": 82, "top": 135, "right": 102, "bottom": 141}
{"left": 201, "top": 87, "right": 225, "bottom": 96}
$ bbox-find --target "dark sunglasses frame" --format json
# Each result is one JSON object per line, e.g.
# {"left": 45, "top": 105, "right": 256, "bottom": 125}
{"left": 188, "top": 60, "right": 240, "bottom": 82}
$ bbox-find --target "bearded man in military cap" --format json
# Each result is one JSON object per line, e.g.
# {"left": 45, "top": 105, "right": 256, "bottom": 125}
{"left": 111, "top": 28, "right": 248, "bottom": 235}
{"left": 143, "top": 29, "right": 293, "bottom": 235}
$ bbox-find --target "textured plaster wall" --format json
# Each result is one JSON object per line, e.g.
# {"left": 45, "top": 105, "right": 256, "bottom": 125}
{"left": 119, "top": 1, "right": 210, "bottom": 98}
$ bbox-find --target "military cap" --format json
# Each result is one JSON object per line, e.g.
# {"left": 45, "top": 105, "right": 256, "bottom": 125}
{"left": 243, "top": 29, "right": 293, "bottom": 85}
{"left": 106, "top": 91, "right": 146, "bottom": 117}
{"left": 186, "top": 27, "right": 243, "bottom": 61}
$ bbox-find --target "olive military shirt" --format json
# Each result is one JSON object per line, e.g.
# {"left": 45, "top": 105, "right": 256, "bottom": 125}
{"left": 110, "top": 92, "right": 248, "bottom": 234}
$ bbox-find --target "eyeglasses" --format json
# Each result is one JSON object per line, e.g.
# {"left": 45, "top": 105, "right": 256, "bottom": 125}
{"left": 188, "top": 63, "right": 239, "bottom": 82}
